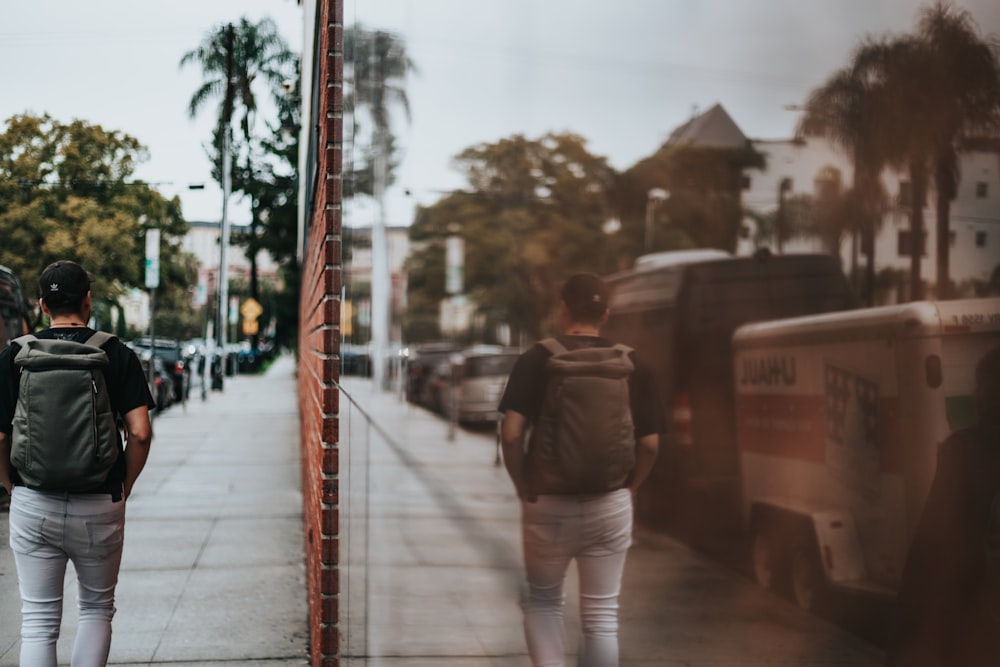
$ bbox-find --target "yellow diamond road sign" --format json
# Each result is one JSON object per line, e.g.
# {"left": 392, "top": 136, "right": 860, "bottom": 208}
{"left": 240, "top": 298, "right": 264, "bottom": 321}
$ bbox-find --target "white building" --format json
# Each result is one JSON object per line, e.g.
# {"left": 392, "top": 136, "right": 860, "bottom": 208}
{"left": 737, "top": 134, "right": 1000, "bottom": 300}
{"left": 341, "top": 225, "right": 410, "bottom": 340}
{"left": 183, "top": 220, "right": 281, "bottom": 303}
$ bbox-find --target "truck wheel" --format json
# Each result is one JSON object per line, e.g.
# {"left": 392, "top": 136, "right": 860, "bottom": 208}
{"left": 791, "top": 539, "right": 827, "bottom": 612}
{"left": 751, "top": 528, "right": 779, "bottom": 591}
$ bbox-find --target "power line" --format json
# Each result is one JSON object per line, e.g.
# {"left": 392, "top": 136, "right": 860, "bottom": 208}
{"left": 0, "top": 178, "right": 206, "bottom": 189}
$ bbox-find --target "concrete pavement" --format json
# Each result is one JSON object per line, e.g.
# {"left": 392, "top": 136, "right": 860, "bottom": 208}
{"left": 0, "top": 357, "right": 886, "bottom": 666}
{"left": 337, "top": 377, "right": 886, "bottom": 666}
{"left": 0, "top": 354, "right": 308, "bottom": 666}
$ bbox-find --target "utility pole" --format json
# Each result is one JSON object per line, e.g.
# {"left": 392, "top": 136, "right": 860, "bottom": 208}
{"left": 216, "top": 22, "right": 235, "bottom": 376}
{"left": 145, "top": 228, "right": 160, "bottom": 390}
{"left": 370, "top": 127, "right": 389, "bottom": 392}
{"left": 369, "top": 34, "right": 390, "bottom": 392}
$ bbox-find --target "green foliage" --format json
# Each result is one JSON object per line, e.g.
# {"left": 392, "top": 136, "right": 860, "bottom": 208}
{"left": 0, "top": 114, "right": 190, "bottom": 323}
{"left": 616, "top": 144, "right": 764, "bottom": 255}
{"left": 406, "top": 133, "right": 620, "bottom": 342}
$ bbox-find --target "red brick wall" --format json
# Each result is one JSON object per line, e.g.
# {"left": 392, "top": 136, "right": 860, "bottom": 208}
{"left": 299, "top": 1, "right": 343, "bottom": 665}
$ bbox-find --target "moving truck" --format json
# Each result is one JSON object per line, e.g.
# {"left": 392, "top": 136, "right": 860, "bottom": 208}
{"left": 733, "top": 298, "right": 1000, "bottom": 611}
{"left": 603, "top": 249, "right": 856, "bottom": 552}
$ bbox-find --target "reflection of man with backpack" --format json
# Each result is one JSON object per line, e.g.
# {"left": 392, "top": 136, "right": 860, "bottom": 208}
{"left": 0, "top": 260, "right": 154, "bottom": 667}
{"left": 499, "top": 273, "right": 663, "bottom": 667}
{"left": 887, "top": 344, "right": 1000, "bottom": 667}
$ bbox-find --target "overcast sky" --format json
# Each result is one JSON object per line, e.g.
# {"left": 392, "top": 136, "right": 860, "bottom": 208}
{"left": 3, "top": 1, "right": 999, "bottom": 228}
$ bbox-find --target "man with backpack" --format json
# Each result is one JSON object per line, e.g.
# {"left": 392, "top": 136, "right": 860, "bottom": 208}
{"left": 499, "top": 273, "right": 663, "bottom": 667}
{"left": 0, "top": 260, "right": 154, "bottom": 667}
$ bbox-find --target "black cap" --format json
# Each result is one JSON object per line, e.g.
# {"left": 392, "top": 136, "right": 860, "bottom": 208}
{"left": 560, "top": 273, "right": 609, "bottom": 323}
{"left": 39, "top": 260, "right": 93, "bottom": 309}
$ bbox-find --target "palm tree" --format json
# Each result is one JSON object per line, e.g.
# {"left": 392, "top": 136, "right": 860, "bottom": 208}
{"left": 181, "top": 18, "right": 293, "bottom": 155}
{"left": 343, "top": 25, "right": 415, "bottom": 389}
{"left": 915, "top": 4, "right": 1000, "bottom": 298}
{"left": 799, "top": 42, "right": 891, "bottom": 306}
{"left": 343, "top": 25, "right": 416, "bottom": 197}
{"left": 181, "top": 17, "right": 294, "bottom": 345}
{"left": 849, "top": 7, "right": 1000, "bottom": 301}
{"left": 854, "top": 35, "right": 935, "bottom": 300}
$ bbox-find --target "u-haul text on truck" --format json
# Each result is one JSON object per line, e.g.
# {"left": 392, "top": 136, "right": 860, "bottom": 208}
{"left": 733, "top": 298, "right": 1000, "bottom": 611}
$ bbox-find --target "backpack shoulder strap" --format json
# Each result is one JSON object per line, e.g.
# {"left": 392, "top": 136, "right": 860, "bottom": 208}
{"left": 539, "top": 338, "right": 567, "bottom": 356}
{"left": 84, "top": 331, "right": 116, "bottom": 348}
{"left": 11, "top": 335, "right": 37, "bottom": 365}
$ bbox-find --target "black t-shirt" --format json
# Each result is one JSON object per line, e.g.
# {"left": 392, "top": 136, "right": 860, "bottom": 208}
{"left": 0, "top": 327, "right": 156, "bottom": 491}
{"left": 498, "top": 335, "right": 665, "bottom": 438}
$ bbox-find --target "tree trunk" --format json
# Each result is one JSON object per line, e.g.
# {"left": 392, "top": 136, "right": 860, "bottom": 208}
{"left": 934, "top": 155, "right": 955, "bottom": 300}
{"left": 863, "top": 217, "right": 876, "bottom": 307}
{"left": 249, "top": 210, "right": 260, "bottom": 351}
{"left": 935, "top": 191, "right": 950, "bottom": 299}
{"left": 909, "top": 160, "right": 928, "bottom": 301}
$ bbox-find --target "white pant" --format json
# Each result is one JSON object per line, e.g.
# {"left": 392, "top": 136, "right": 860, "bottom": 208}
{"left": 521, "top": 488, "right": 633, "bottom": 667}
{"left": 8, "top": 486, "right": 126, "bottom": 667}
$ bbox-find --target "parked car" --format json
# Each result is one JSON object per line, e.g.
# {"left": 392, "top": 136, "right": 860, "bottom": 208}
{"left": 441, "top": 345, "right": 521, "bottom": 424}
{"left": 136, "top": 351, "right": 174, "bottom": 412}
{"left": 341, "top": 343, "right": 372, "bottom": 376}
{"left": 131, "top": 337, "right": 191, "bottom": 403}
{"left": 404, "top": 342, "right": 460, "bottom": 405}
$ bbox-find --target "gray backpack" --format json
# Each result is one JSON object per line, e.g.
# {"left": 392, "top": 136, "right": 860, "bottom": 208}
{"left": 11, "top": 331, "right": 120, "bottom": 491}
{"left": 526, "top": 338, "right": 636, "bottom": 495}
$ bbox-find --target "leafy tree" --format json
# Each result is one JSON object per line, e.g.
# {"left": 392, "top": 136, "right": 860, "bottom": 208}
{"left": 616, "top": 144, "right": 764, "bottom": 255}
{"left": 406, "top": 133, "right": 618, "bottom": 343}
{"left": 343, "top": 25, "right": 416, "bottom": 198}
{"left": 0, "top": 114, "right": 189, "bottom": 330}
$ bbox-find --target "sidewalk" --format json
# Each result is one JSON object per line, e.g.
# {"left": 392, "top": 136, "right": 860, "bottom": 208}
{"left": 337, "top": 377, "right": 885, "bottom": 666}
{"left": 0, "top": 361, "right": 885, "bottom": 666}
{"left": 0, "top": 354, "right": 308, "bottom": 666}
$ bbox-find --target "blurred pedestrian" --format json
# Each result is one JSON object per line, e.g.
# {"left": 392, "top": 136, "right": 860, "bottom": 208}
{"left": 886, "top": 344, "right": 1000, "bottom": 666}
{"left": 0, "top": 260, "right": 155, "bottom": 667}
{"left": 499, "top": 272, "right": 663, "bottom": 667}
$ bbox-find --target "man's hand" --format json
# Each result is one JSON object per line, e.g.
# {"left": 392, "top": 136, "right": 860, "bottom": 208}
{"left": 0, "top": 432, "right": 12, "bottom": 495}
{"left": 500, "top": 411, "right": 536, "bottom": 503}
{"left": 628, "top": 433, "right": 659, "bottom": 494}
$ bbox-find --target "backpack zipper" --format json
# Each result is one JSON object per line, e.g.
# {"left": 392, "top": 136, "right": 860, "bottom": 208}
{"left": 92, "top": 378, "right": 100, "bottom": 457}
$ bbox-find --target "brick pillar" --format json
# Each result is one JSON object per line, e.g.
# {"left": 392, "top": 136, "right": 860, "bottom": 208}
{"left": 299, "top": 1, "right": 344, "bottom": 665}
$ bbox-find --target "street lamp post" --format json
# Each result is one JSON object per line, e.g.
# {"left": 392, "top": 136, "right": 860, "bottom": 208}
{"left": 644, "top": 187, "right": 669, "bottom": 253}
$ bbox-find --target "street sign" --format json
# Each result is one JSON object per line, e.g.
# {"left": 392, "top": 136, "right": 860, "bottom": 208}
{"left": 240, "top": 298, "right": 264, "bottom": 320}
{"left": 144, "top": 229, "right": 160, "bottom": 289}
